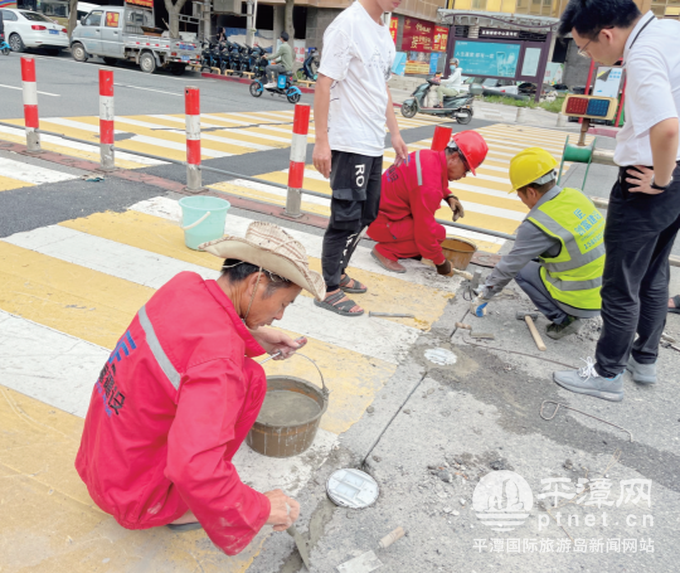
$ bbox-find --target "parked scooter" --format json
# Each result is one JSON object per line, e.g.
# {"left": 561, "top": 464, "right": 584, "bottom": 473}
{"left": 250, "top": 71, "right": 301, "bottom": 104}
{"left": 249, "top": 45, "right": 268, "bottom": 79}
{"left": 295, "top": 47, "right": 319, "bottom": 82}
{"left": 401, "top": 78, "right": 476, "bottom": 124}
{"left": 1, "top": 31, "right": 12, "bottom": 56}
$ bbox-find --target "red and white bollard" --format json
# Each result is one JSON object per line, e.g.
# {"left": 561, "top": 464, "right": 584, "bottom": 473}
{"left": 285, "top": 103, "right": 311, "bottom": 218}
{"left": 99, "top": 69, "right": 115, "bottom": 171}
{"left": 430, "top": 125, "right": 452, "bottom": 152}
{"left": 21, "top": 57, "right": 40, "bottom": 153}
{"left": 185, "top": 86, "right": 202, "bottom": 191}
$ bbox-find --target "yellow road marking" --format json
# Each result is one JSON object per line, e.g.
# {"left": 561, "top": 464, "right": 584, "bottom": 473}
{"left": 0, "top": 175, "right": 33, "bottom": 192}
{"left": 0, "top": 241, "right": 151, "bottom": 348}
{"left": 59, "top": 210, "right": 453, "bottom": 329}
{"left": 0, "top": 384, "right": 260, "bottom": 572}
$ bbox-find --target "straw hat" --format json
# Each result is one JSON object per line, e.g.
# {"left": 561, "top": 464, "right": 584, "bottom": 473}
{"left": 199, "top": 221, "right": 326, "bottom": 300}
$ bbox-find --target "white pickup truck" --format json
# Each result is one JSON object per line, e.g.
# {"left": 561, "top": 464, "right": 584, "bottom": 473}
{"left": 70, "top": 5, "right": 199, "bottom": 74}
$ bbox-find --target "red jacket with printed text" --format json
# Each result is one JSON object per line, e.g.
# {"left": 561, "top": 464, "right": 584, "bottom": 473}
{"left": 75, "top": 272, "right": 271, "bottom": 556}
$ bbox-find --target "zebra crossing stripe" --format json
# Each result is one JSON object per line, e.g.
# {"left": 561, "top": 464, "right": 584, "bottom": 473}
{"left": 0, "top": 124, "right": 164, "bottom": 168}
{"left": 0, "top": 224, "right": 400, "bottom": 427}
{"left": 0, "top": 156, "right": 77, "bottom": 185}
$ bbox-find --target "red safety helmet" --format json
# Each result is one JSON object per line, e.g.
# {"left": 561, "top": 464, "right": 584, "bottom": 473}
{"left": 447, "top": 131, "right": 488, "bottom": 176}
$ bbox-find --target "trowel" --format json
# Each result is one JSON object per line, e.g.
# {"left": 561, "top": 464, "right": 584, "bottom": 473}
{"left": 287, "top": 525, "right": 312, "bottom": 570}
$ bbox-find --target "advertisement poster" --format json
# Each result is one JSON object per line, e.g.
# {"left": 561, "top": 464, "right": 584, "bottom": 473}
{"left": 429, "top": 52, "right": 440, "bottom": 75}
{"left": 392, "top": 52, "right": 407, "bottom": 76}
{"left": 593, "top": 66, "right": 623, "bottom": 98}
{"left": 389, "top": 17, "right": 398, "bottom": 45}
{"left": 433, "top": 26, "right": 448, "bottom": 53}
{"left": 521, "top": 47, "right": 541, "bottom": 78}
{"left": 454, "top": 41, "right": 520, "bottom": 78}
{"left": 404, "top": 52, "right": 431, "bottom": 74}
{"left": 544, "top": 62, "right": 564, "bottom": 84}
{"left": 401, "top": 17, "right": 448, "bottom": 75}
{"left": 401, "top": 17, "right": 435, "bottom": 52}
{"left": 105, "top": 11, "right": 120, "bottom": 28}
{"left": 125, "top": 0, "right": 153, "bottom": 9}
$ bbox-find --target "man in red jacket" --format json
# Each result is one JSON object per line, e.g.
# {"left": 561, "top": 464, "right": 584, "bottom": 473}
{"left": 75, "top": 222, "right": 326, "bottom": 556}
{"left": 367, "top": 131, "right": 488, "bottom": 273}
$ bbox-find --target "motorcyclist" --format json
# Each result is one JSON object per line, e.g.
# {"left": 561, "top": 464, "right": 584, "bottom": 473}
{"left": 435, "top": 58, "right": 463, "bottom": 108}
{"left": 264, "top": 32, "right": 294, "bottom": 89}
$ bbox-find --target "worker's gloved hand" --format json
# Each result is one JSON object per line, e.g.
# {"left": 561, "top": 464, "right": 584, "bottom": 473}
{"left": 264, "top": 489, "right": 300, "bottom": 531}
{"left": 436, "top": 259, "right": 452, "bottom": 276}
{"left": 470, "top": 294, "right": 489, "bottom": 317}
{"left": 448, "top": 197, "right": 465, "bottom": 222}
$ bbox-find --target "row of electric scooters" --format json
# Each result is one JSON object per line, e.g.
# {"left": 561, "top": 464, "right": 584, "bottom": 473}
{"left": 200, "top": 40, "right": 267, "bottom": 77}
{"left": 200, "top": 41, "right": 319, "bottom": 83}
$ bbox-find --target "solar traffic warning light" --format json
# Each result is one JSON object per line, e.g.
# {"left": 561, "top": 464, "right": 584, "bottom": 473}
{"left": 561, "top": 94, "right": 618, "bottom": 121}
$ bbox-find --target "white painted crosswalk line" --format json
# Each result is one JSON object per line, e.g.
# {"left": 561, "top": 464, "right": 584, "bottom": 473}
{"left": 0, "top": 306, "right": 338, "bottom": 502}
{"left": 0, "top": 124, "right": 165, "bottom": 167}
{"left": 0, "top": 156, "right": 77, "bottom": 185}
{"left": 132, "top": 196, "right": 505, "bottom": 280}
{"left": 42, "top": 117, "right": 126, "bottom": 135}
{"left": 3, "top": 224, "right": 214, "bottom": 288}
{"left": 218, "top": 178, "right": 332, "bottom": 207}
{"left": 3, "top": 220, "right": 422, "bottom": 364}
{"left": 0, "top": 309, "right": 108, "bottom": 418}
{"left": 129, "top": 134, "right": 228, "bottom": 158}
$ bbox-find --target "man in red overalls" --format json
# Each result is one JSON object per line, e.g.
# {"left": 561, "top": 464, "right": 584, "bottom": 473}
{"left": 367, "top": 131, "right": 488, "bottom": 274}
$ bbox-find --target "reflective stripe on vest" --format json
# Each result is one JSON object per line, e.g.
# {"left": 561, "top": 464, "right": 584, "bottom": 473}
{"left": 541, "top": 273, "right": 602, "bottom": 292}
{"left": 138, "top": 304, "right": 181, "bottom": 390}
{"left": 529, "top": 208, "right": 604, "bottom": 273}
{"left": 527, "top": 187, "right": 605, "bottom": 310}
{"left": 415, "top": 150, "right": 423, "bottom": 186}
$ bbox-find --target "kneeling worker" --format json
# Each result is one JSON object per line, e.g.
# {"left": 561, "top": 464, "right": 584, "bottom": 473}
{"left": 76, "top": 222, "right": 326, "bottom": 555}
{"left": 471, "top": 148, "right": 605, "bottom": 339}
{"left": 367, "top": 131, "right": 488, "bottom": 274}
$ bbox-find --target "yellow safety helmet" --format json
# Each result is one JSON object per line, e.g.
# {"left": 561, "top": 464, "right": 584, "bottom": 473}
{"left": 509, "top": 147, "right": 558, "bottom": 192}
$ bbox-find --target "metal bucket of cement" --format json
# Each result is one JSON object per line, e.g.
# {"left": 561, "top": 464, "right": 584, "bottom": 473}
{"left": 247, "top": 354, "right": 329, "bottom": 458}
{"left": 441, "top": 237, "right": 477, "bottom": 270}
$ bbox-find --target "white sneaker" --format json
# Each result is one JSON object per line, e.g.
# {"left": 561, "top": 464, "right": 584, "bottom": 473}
{"left": 263, "top": 82, "right": 276, "bottom": 89}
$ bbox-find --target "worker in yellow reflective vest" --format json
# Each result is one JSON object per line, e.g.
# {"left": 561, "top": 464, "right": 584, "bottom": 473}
{"left": 471, "top": 147, "right": 606, "bottom": 339}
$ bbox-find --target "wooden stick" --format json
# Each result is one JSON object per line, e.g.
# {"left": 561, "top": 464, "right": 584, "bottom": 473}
{"left": 524, "top": 315, "right": 547, "bottom": 351}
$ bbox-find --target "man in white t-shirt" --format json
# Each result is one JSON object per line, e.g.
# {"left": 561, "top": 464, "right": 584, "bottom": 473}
{"left": 553, "top": 0, "right": 680, "bottom": 402}
{"left": 312, "top": 0, "right": 408, "bottom": 318}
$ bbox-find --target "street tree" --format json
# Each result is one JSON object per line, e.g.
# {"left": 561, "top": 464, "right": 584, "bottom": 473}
{"left": 284, "top": 0, "right": 294, "bottom": 44}
{"left": 164, "top": 0, "right": 189, "bottom": 38}
{"left": 67, "top": 0, "right": 78, "bottom": 35}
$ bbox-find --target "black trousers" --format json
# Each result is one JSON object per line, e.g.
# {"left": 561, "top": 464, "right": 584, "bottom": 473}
{"left": 321, "top": 151, "right": 383, "bottom": 292}
{"left": 595, "top": 165, "right": 680, "bottom": 378}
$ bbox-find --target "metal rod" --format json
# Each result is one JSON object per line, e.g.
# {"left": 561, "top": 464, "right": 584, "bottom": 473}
{"left": 540, "top": 400, "right": 633, "bottom": 442}
{"left": 368, "top": 311, "right": 415, "bottom": 318}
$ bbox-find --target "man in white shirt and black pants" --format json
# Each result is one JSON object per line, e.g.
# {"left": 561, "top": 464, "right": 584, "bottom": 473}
{"left": 553, "top": 0, "right": 680, "bottom": 401}
{"left": 312, "top": 0, "right": 408, "bottom": 318}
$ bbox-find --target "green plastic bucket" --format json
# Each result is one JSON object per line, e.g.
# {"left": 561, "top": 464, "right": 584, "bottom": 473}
{"left": 179, "top": 196, "right": 231, "bottom": 250}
